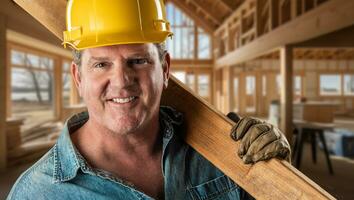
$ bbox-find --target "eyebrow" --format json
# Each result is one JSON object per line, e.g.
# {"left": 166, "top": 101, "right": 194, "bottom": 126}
{"left": 126, "top": 53, "right": 153, "bottom": 59}
{"left": 86, "top": 52, "right": 154, "bottom": 65}
{"left": 87, "top": 57, "right": 111, "bottom": 65}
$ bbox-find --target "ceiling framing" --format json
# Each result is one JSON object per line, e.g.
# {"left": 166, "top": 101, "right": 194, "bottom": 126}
{"left": 166, "top": 0, "right": 245, "bottom": 33}
{"left": 259, "top": 48, "right": 354, "bottom": 60}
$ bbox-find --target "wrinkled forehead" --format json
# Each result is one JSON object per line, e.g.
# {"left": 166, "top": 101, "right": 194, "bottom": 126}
{"left": 82, "top": 43, "right": 159, "bottom": 59}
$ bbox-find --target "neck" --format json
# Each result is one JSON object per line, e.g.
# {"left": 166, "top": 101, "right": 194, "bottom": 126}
{"left": 72, "top": 113, "right": 162, "bottom": 167}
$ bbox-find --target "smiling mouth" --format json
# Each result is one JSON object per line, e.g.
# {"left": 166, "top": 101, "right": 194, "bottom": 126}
{"left": 110, "top": 96, "right": 137, "bottom": 104}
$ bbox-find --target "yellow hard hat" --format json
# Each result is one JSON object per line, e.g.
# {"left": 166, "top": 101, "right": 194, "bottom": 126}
{"left": 63, "top": 0, "right": 173, "bottom": 50}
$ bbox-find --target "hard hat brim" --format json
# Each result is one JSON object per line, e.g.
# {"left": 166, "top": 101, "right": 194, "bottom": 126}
{"left": 63, "top": 32, "right": 173, "bottom": 50}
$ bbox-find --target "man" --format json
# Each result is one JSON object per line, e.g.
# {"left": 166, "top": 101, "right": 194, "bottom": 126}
{"left": 7, "top": 0, "right": 290, "bottom": 199}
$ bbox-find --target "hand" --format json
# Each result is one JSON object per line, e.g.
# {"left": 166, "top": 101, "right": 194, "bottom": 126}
{"left": 227, "top": 113, "right": 291, "bottom": 164}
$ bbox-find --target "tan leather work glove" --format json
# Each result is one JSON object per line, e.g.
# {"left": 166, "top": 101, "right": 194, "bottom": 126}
{"left": 227, "top": 113, "right": 291, "bottom": 164}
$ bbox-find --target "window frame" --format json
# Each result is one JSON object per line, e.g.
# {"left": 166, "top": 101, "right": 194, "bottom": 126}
{"left": 7, "top": 41, "right": 73, "bottom": 120}
{"left": 166, "top": 2, "right": 213, "bottom": 60}
{"left": 343, "top": 73, "right": 354, "bottom": 96}
{"left": 318, "top": 73, "right": 343, "bottom": 96}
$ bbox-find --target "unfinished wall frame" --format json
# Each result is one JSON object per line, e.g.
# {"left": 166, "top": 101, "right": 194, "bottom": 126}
{"left": 171, "top": 66, "right": 214, "bottom": 104}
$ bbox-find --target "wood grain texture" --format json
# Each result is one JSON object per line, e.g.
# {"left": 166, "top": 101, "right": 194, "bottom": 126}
{"left": 163, "top": 77, "right": 335, "bottom": 199}
{"left": 13, "top": 0, "right": 66, "bottom": 40}
{"left": 13, "top": 0, "right": 336, "bottom": 199}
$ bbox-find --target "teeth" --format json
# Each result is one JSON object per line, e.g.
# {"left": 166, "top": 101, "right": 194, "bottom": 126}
{"left": 112, "top": 96, "right": 135, "bottom": 104}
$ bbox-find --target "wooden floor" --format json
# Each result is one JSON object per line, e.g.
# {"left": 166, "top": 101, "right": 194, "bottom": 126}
{"left": 300, "top": 144, "right": 354, "bottom": 200}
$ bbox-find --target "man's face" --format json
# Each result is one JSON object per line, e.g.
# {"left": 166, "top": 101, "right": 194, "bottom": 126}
{"left": 71, "top": 44, "right": 170, "bottom": 135}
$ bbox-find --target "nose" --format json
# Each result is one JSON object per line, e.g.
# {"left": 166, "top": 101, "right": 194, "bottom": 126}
{"left": 109, "top": 64, "right": 135, "bottom": 88}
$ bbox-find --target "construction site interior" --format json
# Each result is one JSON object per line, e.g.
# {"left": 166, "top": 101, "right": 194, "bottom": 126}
{"left": 0, "top": 0, "right": 354, "bottom": 199}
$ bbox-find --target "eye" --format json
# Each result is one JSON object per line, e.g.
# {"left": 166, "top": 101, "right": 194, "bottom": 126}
{"left": 128, "top": 58, "right": 149, "bottom": 66}
{"left": 94, "top": 62, "right": 110, "bottom": 69}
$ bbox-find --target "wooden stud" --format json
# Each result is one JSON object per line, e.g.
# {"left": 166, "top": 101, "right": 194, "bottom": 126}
{"left": 227, "top": 66, "right": 234, "bottom": 113}
{"left": 269, "top": 0, "right": 279, "bottom": 30}
{"left": 280, "top": 46, "right": 293, "bottom": 143}
{"left": 194, "top": 25, "right": 198, "bottom": 59}
{"left": 0, "top": 14, "right": 7, "bottom": 171}
{"left": 291, "top": 0, "right": 298, "bottom": 19}
{"left": 6, "top": 42, "right": 11, "bottom": 118}
{"left": 54, "top": 58, "right": 63, "bottom": 120}
{"left": 238, "top": 68, "right": 247, "bottom": 115}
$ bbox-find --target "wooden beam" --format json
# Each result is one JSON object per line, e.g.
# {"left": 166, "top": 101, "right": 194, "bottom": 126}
{"left": 6, "top": 30, "right": 71, "bottom": 58}
{"left": 216, "top": 0, "right": 233, "bottom": 13}
{"left": 219, "top": 0, "right": 239, "bottom": 10}
{"left": 13, "top": 0, "right": 336, "bottom": 199}
{"left": 295, "top": 25, "right": 354, "bottom": 48}
{"left": 170, "top": 59, "right": 213, "bottom": 66}
{"left": 0, "top": 14, "right": 7, "bottom": 171}
{"left": 216, "top": 0, "right": 354, "bottom": 66}
{"left": 280, "top": 46, "right": 293, "bottom": 143}
{"left": 168, "top": 0, "right": 215, "bottom": 34}
{"left": 187, "top": 0, "right": 222, "bottom": 25}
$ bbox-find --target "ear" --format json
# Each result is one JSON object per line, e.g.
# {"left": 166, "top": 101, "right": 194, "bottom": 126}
{"left": 71, "top": 61, "right": 82, "bottom": 97}
{"left": 162, "top": 52, "right": 170, "bottom": 89}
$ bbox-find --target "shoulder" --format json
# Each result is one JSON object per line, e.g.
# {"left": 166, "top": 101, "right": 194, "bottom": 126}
{"left": 7, "top": 147, "right": 57, "bottom": 200}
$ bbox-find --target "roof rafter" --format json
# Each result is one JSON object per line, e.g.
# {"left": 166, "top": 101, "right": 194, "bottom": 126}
{"left": 167, "top": 0, "right": 216, "bottom": 33}
{"left": 187, "top": 0, "right": 222, "bottom": 25}
{"left": 219, "top": 0, "right": 242, "bottom": 11}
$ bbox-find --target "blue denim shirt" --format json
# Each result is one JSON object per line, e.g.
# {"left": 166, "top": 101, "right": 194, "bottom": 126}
{"left": 7, "top": 107, "right": 253, "bottom": 200}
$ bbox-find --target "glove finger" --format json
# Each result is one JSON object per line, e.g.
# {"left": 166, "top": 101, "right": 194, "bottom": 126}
{"left": 238, "top": 124, "right": 269, "bottom": 157}
{"left": 231, "top": 117, "right": 263, "bottom": 141}
{"left": 245, "top": 141, "right": 279, "bottom": 163}
{"left": 250, "top": 140, "right": 290, "bottom": 163}
{"left": 243, "top": 129, "right": 278, "bottom": 158}
{"left": 226, "top": 112, "right": 241, "bottom": 123}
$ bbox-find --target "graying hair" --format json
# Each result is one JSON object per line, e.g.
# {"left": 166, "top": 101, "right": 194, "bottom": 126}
{"left": 72, "top": 43, "right": 167, "bottom": 67}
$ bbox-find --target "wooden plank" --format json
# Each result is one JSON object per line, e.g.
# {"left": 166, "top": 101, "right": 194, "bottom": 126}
{"left": 0, "top": 14, "right": 7, "bottom": 171}
{"left": 216, "top": 0, "right": 354, "bottom": 66}
{"left": 280, "top": 46, "right": 294, "bottom": 143}
{"left": 164, "top": 77, "right": 334, "bottom": 199}
{"left": 13, "top": 0, "right": 336, "bottom": 199}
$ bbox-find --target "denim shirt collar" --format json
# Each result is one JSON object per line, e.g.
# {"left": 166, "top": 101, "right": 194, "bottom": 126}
{"left": 53, "top": 112, "right": 89, "bottom": 183}
{"left": 52, "top": 106, "right": 184, "bottom": 183}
